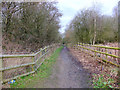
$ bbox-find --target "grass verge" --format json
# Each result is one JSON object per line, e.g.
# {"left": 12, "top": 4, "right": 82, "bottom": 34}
{"left": 10, "top": 46, "right": 63, "bottom": 88}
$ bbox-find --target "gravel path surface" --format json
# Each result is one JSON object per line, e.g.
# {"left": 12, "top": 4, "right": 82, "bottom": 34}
{"left": 56, "top": 47, "right": 92, "bottom": 88}
{"left": 26, "top": 47, "right": 92, "bottom": 88}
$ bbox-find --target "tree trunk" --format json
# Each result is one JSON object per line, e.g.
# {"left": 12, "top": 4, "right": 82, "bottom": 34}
{"left": 93, "top": 17, "right": 96, "bottom": 45}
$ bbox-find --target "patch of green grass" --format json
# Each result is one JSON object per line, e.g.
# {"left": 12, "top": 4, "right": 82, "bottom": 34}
{"left": 93, "top": 74, "right": 114, "bottom": 88}
{"left": 10, "top": 46, "right": 63, "bottom": 88}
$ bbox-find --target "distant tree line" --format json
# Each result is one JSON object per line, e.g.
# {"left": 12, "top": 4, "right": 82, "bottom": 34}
{"left": 2, "top": 2, "right": 62, "bottom": 52}
{"left": 64, "top": 4, "right": 118, "bottom": 45}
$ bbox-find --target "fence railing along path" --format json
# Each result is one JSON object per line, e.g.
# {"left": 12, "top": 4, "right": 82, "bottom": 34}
{"left": 73, "top": 42, "right": 120, "bottom": 67}
{"left": 0, "top": 44, "right": 60, "bottom": 84}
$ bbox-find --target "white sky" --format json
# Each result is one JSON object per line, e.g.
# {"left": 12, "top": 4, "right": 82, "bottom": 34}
{"left": 56, "top": 0, "right": 119, "bottom": 34}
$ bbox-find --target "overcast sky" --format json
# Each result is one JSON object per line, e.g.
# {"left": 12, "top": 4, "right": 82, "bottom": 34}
{"left": 56, "top": 0, "right": 119, "bottom": 34}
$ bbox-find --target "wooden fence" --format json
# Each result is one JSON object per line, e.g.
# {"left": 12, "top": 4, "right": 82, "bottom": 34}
{"left": 0, "top": 43, "right": 60, "bottom": 84}
{"left": 73, "top": 42, "right": 120, "bottom": 67}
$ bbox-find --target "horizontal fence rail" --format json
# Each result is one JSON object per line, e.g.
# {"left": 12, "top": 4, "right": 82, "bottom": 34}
{"left": 73, "top": 42, "right": 120, "bottom": 67}
{"left": 0, "top": 44, "right": 60, "bottom": 84}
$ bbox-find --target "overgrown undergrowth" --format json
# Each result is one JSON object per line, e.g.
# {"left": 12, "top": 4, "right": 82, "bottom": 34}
{"left": 10, "top": 46, "right": 63, "bottom": 88}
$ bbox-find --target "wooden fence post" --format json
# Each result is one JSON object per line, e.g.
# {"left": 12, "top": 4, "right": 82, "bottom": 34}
{"left": 32, "top": 56, "right": 35, "bottom": 72}
{"left": 40, "top": 48, "right": 42, "bottom": 63}
{"left": 46, "top": 46, "right": 49, "bottom": 59}
{"left": 44, "top": 46, "right": 46, "bottom": 60}
{"left": 45, "top": 46, "right": 47, "bottom": 59}
{"left": 94, "top": 47, "right": 96, "bottom": 59}
{"left": 105, "top": 48, "right": 108, "bottom": 60}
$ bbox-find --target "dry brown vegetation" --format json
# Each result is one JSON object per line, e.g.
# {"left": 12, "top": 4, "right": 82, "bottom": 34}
{"left": 69, "top": 47, "right": 119, "bottom": 88}
{"left": 3, "top": 57, "right": 33, "bottom": 79}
